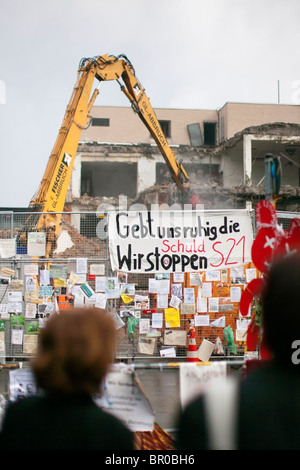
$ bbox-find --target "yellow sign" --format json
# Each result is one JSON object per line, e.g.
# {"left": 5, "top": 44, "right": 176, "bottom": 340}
{"left": 165, "top": 308, "right": 180, "bottom": 328}
{"left": 121, "top": 294, "right": 134, "bottom": 304}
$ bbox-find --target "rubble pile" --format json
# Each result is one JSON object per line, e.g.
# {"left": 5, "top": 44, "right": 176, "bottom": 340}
{"left": 54, "top": 217, "right": 106, "bottom": 259}
{"left": 131, "top": 180, "right": 300, "bottom": 211}
{"left": 71, "top": 194, "right": 129, "bottom": 210}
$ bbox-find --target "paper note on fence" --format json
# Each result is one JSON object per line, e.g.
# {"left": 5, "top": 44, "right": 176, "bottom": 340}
{"left": 165, "top": 308, "right": 180, "bottom": 327}
{"left": 180, "top": 361, "right": 227, "bottom": 408}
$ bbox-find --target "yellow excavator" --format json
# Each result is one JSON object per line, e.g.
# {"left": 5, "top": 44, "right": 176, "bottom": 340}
{"left": 18, "top": 54, "right": 190, "bottom": 256}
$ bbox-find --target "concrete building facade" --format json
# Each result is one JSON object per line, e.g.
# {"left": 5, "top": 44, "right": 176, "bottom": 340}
{"left": 67, "top": 102, "right": 300, "bottom": 212}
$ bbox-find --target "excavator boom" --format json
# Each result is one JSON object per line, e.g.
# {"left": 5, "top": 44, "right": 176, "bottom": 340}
{"left": 24, "top": 54, "right": 190, "bottom": 256}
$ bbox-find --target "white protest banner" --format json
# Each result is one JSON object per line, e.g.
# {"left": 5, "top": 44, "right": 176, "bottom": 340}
{"left": 109, "top": 210, "right": 253, "bottom": 273}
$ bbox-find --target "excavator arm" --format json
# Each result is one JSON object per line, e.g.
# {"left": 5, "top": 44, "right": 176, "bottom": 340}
{"left": 21, "top": 54, "right": 190, "bottom": 256}
{"left": 110, "top": 55, "right": 190, "bottom": 192}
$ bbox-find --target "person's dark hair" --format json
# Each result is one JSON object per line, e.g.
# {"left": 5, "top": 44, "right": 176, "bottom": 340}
{"left": 262, "top": 254, "right": 300, "bottom": 365}
{"left": 31, "top": 308, "right": 116, "bottom": 395}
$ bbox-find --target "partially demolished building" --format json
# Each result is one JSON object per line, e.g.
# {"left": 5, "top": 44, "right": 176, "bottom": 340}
{"left": 1, "top": 103, "right": 299, "bottom": 365}
{"left": 67, "top": 102, "right": 300, "bottom": 212}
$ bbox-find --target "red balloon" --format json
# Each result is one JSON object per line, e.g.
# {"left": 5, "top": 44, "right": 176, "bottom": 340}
{"left": 251, "top": 227, "right": 278, "bottom": 273}
{"left": 274, "top": 218, "right": 300, "bottom": 259}
{"left": 240, "top": 278, "right": 265, "bottom": 317}
{"left": 246, "top": 317, "right": 259, "bottom": 351}
{"left": 255, "top": 200, "right": 277, "bottom": 227}
{"left": 260, "top": 334, "right": 273, "bottom": 360}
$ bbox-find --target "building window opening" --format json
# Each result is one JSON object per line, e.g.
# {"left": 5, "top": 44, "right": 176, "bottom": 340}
{"left": 81, "top": 161, "right": 137, "bottom": 198}
{"left": 91, "top": 118, "right": 110, "bottom": 127}
{"left": 203, "top": 122, "right": 217, "bottom": 146}
{"left": 158, "top": 120, "right": 171, "bottom": 138}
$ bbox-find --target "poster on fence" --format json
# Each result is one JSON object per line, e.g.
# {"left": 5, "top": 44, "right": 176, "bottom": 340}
{"left": 108, "top": 210, "right": 253, "bottom": 273}
{"left": 27, "top": 232, "right": 46, "bottom": 257}
{"left": 179, "top": 361, "right": 227, "bottom": 409}
{"left": 94, "top": 364, "right": 154, "bottom": 432}
{"left": 0, "top": 239, "right": 16, "bottom": 258}
{"left": 9, "top": 369, "right": 37, "bottom": 401}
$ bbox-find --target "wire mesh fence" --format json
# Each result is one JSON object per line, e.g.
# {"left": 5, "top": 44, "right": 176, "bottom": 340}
{"left": 0, "top": 209, "right": 298, "bottom": 363}
{"left": 112, "top": 267, "right": 250, "bottom": 362}
{"left": 0, "top": 211, "right": 110, "bottom": 362}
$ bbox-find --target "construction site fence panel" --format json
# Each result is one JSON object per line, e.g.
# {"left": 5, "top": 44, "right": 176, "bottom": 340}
{"left": 0, "top": 209, "right": 297, "bottom": 363}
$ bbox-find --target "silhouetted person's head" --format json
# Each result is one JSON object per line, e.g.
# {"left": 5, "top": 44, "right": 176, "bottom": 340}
{"left": 32, "top": 308, "right": 116, "bottom": 395}
{"left": 262, "top": 255, "right": 300, "bottom": 366}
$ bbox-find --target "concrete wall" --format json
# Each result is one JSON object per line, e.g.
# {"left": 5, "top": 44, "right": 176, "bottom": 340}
{"left": 82, "top": 103, "right": 300, "bottom": 147}
{"left": 82, "top": 106, "right": 218, "bottom": 146}
{"left": 218, "top": 102, "right": 300, "bottom": 140}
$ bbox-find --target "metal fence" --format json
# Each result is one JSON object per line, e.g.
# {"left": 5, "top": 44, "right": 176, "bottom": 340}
{"left": 0, "top": 211, "right": 110, "bottom": 362}
{"left": 0, "top": 209, "right": 298, "bottom": 363}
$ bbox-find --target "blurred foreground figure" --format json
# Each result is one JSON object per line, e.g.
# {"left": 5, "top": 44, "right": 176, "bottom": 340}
{"left": 0, "top": 308, "right": 134, "bottom": 450}
{"left": 176, "top": 255, "right": 300, "bottom": 450}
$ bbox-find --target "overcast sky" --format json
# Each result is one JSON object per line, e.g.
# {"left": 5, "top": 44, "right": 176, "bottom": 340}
{"left": 0, "top": 0, "right": 299, "bottom": 207}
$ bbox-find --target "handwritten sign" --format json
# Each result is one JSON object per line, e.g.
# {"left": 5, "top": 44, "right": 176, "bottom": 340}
{"left": 109, "top": 210, "right": 253, "bottom": 273}
{"left": 94, "top": 364, "right": 154, "bottom": 432}
{"left": 179, "top": 361, "right": 227, "bottom": 408}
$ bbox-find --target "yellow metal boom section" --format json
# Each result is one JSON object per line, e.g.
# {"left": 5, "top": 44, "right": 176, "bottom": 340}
{"left": 29, "top": 54, "right": 190, "bottom": 240}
